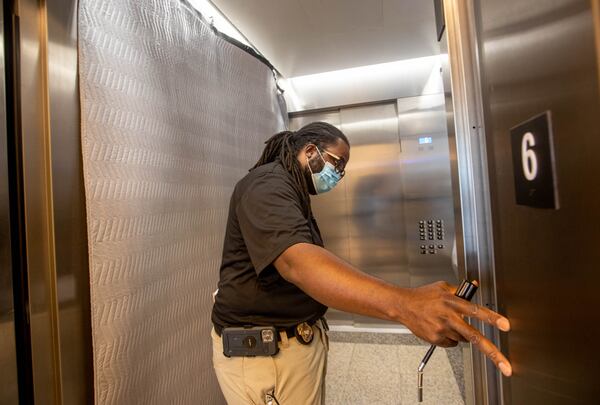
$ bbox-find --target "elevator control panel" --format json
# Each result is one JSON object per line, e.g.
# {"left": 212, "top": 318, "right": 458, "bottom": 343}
{"left": 418, "top": 219, "right": 445, "bottom": 255}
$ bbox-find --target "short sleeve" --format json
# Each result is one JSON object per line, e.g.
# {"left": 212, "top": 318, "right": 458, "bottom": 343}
{"left": 236, "top": 173, "right": 313, "bottom": 275}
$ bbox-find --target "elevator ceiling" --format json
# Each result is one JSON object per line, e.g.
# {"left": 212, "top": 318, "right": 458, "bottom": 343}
{"left": 209, "top": 0, "right": 440, "bottom": 77}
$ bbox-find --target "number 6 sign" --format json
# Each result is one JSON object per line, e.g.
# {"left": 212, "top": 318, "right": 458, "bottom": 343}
{"left": 510, "top": 111, "right": 559, "bottom": 209}
{"left": 521, "top": 132, "right": 538, "bottom": 181}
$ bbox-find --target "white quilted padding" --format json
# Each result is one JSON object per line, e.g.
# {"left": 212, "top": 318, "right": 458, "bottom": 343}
{"left": 78, "top": 1, "right": 284, "bottom": 403}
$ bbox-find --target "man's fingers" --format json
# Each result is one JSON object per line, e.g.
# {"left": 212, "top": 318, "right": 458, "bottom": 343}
{"left": 447, "top": 298, "right": 511, "bottom": 332}
{"left": 453, "top": 319, "right": 512, "bottom": 377}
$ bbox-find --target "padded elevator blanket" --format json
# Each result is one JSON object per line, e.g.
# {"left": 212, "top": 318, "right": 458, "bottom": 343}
{"left": 79, "top": 1, "right": 284, "bottom": 403}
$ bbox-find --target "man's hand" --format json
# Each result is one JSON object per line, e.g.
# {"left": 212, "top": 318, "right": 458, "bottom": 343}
{"left": 400, "top": 281, "right": 512, "bottom": 376}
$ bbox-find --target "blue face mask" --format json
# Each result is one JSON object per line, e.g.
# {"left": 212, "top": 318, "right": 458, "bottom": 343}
{"left": 309, "top": 149, "right": 342, "bottom": 194}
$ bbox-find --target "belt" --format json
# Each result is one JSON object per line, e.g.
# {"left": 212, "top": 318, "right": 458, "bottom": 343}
{"left": 214, "top": 318, "right": 325, "bottom": 343}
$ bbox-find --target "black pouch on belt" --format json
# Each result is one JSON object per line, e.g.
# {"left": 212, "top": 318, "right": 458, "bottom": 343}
{"left": 222, "top": 326, "right": 279, "bottom": 357}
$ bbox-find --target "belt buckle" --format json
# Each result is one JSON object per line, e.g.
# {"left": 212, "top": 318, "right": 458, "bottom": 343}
{"left": 294, "top": 322, "right": 314, "bottom": 345}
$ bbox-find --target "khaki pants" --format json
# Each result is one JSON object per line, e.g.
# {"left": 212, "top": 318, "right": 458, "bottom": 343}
{"left": 211, "top": 323, "right": 329, "bottom": 405}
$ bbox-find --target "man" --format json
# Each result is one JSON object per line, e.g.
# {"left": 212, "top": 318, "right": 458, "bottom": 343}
{"left": 212, "top": 122, "right": 511, "bottom": 404}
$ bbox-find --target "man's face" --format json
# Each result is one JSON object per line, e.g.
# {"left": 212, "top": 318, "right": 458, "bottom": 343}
{"left": 301, "top": 139, "right": 350, "bottom": 194}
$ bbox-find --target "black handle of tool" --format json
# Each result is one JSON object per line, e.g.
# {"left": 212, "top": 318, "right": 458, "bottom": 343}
{"left": 455, "top": 279, "right": 478, "bottom": 301}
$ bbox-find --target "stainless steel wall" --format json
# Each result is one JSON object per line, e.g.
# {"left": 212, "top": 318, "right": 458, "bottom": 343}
{"left": 396, "top": 95, "right": 456, "bottom": 287}
{"left": 290, "top": 95, "right": 457, "bottom": 326}
{"left": 475, "top": 0, "right": 600, "bottom": 403}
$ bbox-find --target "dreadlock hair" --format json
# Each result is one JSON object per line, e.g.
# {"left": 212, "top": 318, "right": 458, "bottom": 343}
{"left": 251, "top": 121, "right": 350, "bottom": 216}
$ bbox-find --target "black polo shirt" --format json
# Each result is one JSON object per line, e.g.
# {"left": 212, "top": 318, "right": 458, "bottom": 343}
{"left": 211, "top": 161, "right": 327, "bottom": 329}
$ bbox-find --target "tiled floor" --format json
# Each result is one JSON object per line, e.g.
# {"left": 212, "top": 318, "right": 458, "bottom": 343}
{"left": 325, "top": 332, "right": 465, "bottom": 405}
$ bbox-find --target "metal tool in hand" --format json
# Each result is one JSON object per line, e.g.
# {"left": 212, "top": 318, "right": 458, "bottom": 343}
{"left": 417, "top": 280, "right": 479, "bottom": 402}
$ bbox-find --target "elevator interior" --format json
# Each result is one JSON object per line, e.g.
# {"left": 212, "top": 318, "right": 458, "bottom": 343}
{"left": 3, "top": 0, "right": 600, "bottom": 404}
{"left": 0, "top": 0, "right": 478, "bottom": 404}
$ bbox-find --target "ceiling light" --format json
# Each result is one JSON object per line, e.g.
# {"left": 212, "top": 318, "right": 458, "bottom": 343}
{"left": 187, "top": 0, "right": 252, "bottom": 48}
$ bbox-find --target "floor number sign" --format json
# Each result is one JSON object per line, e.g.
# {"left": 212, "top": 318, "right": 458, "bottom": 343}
{"left": 510, "top": 111, "right": 559, "bottom": 209}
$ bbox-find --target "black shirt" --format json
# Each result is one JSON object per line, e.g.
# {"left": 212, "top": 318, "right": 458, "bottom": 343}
{"left": 211, "top": 161, "right": 327, "bottom": 329}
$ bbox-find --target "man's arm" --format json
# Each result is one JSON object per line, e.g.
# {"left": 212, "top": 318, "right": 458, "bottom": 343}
{"left": 274, "top": 242, "right": 513, "bottom": 377}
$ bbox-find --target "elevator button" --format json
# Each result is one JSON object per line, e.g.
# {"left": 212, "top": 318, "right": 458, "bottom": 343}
{"left": 420, "top": 250, "right": 427, "bottom": 255}
{"left": 420, "top": 236, "right": 425, "bottom": 240}
{"left": 429, "top": 250, "right": 435, "bottom": 254}
{"left": 438, "top": 245, "right": 444, "bottom": 249}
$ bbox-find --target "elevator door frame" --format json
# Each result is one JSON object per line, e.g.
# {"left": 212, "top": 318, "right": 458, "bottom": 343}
{"left": 6, "top": 0, "right": 93, "bottom": 403}
{"left": 442, "top": 1, "right": 504, "bottom": 404}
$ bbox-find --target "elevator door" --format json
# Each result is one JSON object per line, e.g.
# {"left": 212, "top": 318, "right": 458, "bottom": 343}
{"left": 340, "top": 103, "right": 411, "bottom": 325}
{"left": 291, "top": 104, "right": 407, "bottom": 325}
{"left": 476, "top": 0, "right": 600, "bottom": 403}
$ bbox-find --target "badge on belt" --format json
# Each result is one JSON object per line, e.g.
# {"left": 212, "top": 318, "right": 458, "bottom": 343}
{"left": 295, "top": 322, "right": 314, "bottom": 345}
